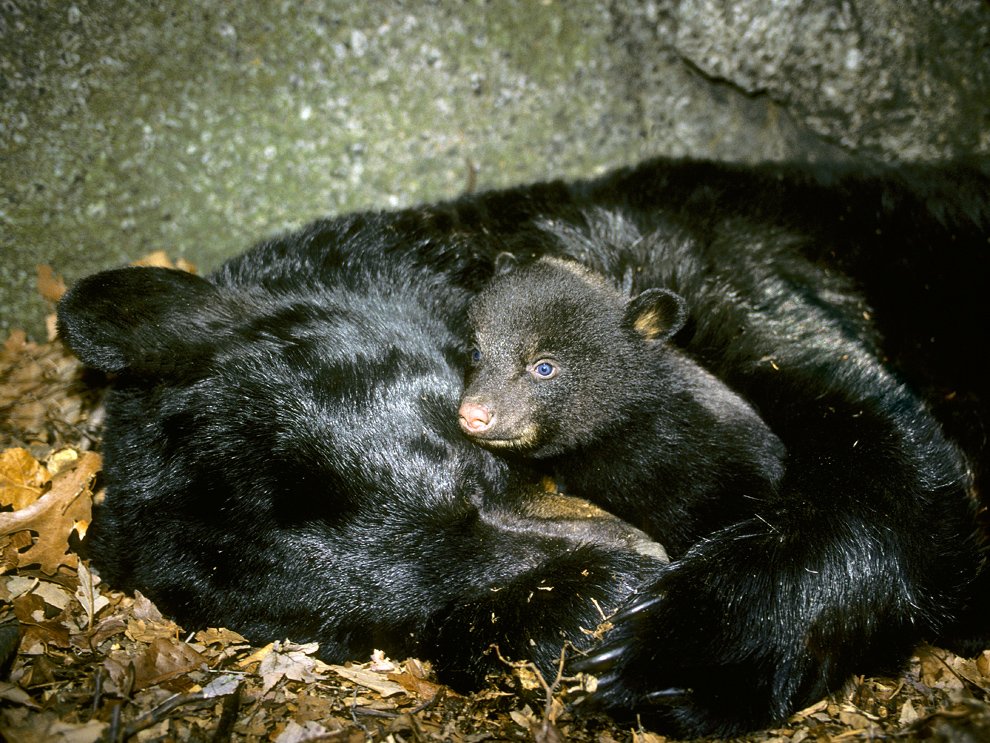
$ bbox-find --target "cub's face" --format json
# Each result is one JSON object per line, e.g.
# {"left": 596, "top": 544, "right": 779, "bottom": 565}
{"left": 458, "top": 257, "right": 688, "bottom": 459}
{"left": 459, "top": 259, "right": 636, "bottom": 458}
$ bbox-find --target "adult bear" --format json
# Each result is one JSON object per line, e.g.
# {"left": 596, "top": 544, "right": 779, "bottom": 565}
{"left": 57, "top": 157, "right": 990, "bottom": 737}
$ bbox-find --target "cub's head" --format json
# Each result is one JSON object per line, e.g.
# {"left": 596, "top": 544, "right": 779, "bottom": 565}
{"left": 458, "top": 255, "right": 686, "bottom": 458}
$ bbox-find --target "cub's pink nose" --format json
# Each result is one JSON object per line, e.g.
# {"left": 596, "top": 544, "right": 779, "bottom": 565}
{"left": 459, "top": 401, "right": 494, "bottom": 434}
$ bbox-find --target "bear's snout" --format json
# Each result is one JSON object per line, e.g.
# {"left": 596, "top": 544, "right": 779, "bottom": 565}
{"left": 459, "top": 401, "right": 495, "bottom": 435}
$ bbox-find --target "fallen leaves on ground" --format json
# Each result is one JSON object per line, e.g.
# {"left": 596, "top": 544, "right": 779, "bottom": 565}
{"left": 0, "top": 447, "right": 99, "bottom": 576}
{"left": 1, "top": 265, "right": 988, "bottom": 742}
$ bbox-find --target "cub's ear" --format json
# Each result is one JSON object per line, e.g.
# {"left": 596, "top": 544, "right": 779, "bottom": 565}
{"left": 623, "top": 288, "right": 687, "bottom": 342}
{"left": 493, "top": 251, "right": 519, "bottom": 276}
{"left": 57, "top": 266, "right": 226, "bottom": 376}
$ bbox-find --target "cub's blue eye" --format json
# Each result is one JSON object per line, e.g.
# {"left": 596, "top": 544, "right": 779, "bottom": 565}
{"left": 533, "top": 361, "right": 556, "bottom": 379}
{"left": 470, "top": 348, "right": 482, "bottom": 363}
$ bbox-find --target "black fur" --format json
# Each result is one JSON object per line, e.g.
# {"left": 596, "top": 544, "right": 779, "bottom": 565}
{"left": 459, "top": 253, "right": 786, "bottom": 557}
{"left": 57, "top": 157, "right": 990, "bottom": 738}
{"left": 59, "top": 249, "right": 666, "bottom": 689}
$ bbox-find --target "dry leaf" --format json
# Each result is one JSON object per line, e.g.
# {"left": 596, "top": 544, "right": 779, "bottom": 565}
{"left": 125, "top": 615, "right": 183, "bottom": 644}
{"left": 195, "top": 626, "right": 249, "bottom": 648}
{"left": 1, "top": 575, "right": 39, "bottom": 601}
{"left": 534, "top": 717, "right": 565, "bottom": 743}
{"left": 237, "top": 641, "right": 274, "bottom": 669}
{"left": 0, "top": 448, "right": 49, "bottom": 511}
{"left": 509, "top": 705, "right": 537, "bottom": 729}
{"left": 259, "top": 641, "right": 330, "bottom": 694}
{"left": 512, "top": 662, "right": 543, "bottom": 692}
{"left": 290, "top": 692, "right": 337, "bottom": 723}
{"left": 631, "top": 731, "right": 668, "bottom": 743}
{"left": 0, "top": 681, "right": 39, "bottom": 709}
{"left": 918, "top": 646, "right": 969, "bottom": 691}
{"left": 131, "top": 590, "right": 167, "bottom": 623}
{"left": 368, "top": 648, "right": 398, "bottom": 672}
{"left": 328, "top": 663, "right": 406, "bottom": 698}
{"left": 199, "top": 673, "right": 242, "bottom": 698}
{"left": 45, "top": 448, "right": 80, "bottom": 476}
{"left": 86, "top": 615, "right": 127, "bottom": 647}
{"left": 899, "top": 698, "right": 920, "bottom": 725}
{"left": 837, "top": 704, "right": 876, "bottom": 729}
{"left": 75, "top": 561, "right": 110, "bottom": 627}
{"left": 388, "top": 668, "right": 445, "bottom": 700}
{"left": 0, "top": 450, "right": 99, "bottom": 574}
{"left": 130, "top": 250, "right": 197, "bottom": 274}
{"left": 31, "top": 580, "right": 72, "bottom": 611}
{"left": 1, "top": 332, "right": 99, "bottom": 450}
{"left": 36, "top": 265, "right": 67, "bottom": 304}
{"left": 13, "top": 590, "right": 72, "bottom": 648}
{"left": 131, "top": 636, "right": 206, "bottom": 690}
{"left": 274, "top": 720, "right": 332, "bottom": 743}
{"left": 944, "top": 650, "right": 990, "bottom": 687}
{"left": 0, "top": 708, "right": 106, "bottom": 743}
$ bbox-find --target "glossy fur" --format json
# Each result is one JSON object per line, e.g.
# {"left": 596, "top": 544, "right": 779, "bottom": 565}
{"left": 57, "top": 158, "right": 990, "bottom": 737}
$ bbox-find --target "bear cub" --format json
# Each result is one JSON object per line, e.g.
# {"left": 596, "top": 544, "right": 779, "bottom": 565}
{"left": 459, "top": 255, "right": 786, "bottom": 556}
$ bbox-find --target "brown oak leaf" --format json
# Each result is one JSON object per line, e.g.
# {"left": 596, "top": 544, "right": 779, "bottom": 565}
{"left": 0, "top": 448, "right": 49, "bottom": 511}
{"left": 0, "top": 450, "right": 100, "bottom": 575}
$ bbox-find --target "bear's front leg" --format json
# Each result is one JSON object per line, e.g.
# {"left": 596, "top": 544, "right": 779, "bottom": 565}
{"left": 577, "top": 375, "right": 982, "bottom": 737}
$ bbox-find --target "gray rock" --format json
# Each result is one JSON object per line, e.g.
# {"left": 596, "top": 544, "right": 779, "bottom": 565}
{"left": 1, "top": 1, "right": 987, "bottom": 339}
{"left": 672, "top": 0, "right": 990, "bottom": 159}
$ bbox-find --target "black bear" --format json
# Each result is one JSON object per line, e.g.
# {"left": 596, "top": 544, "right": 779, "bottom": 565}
{"left": 56, "top": 158, "right": 990, "bottom": 738}
{"left": 459, "top": 252, "right": 786, "bottom": 556}
{"left": 57, "top": 251, "right": 669, "bottom": 689}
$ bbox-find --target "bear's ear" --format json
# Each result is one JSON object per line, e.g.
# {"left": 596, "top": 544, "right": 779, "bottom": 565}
{"left": 57, "top": 266, "right": 226, "bottom": 376}
{"left": 623, "top": 288, "right": 687, "bottom": 342}
{"left": 493, "top": 252, "right": 519, "bottom": 276}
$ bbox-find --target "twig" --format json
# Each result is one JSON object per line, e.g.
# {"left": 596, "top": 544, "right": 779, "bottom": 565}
{"left": 121, "top": 691, "right": 216, "bottom": 738}
{"left": 410, "top": 685, "right": 446, "bottom": 714}
{"left": 351, "top": 706, "right": 396, "bottom": 718}
{"left": 209, "top": 681, "right": 242, "bottom": 743}
{"left": 349, "top": 686, "right": 371, "bottom": 733}
{"left": 104, "top": 702, "right": 123, "bottom": 743}
{"left": 464, "top": 157, "right": 479, "bottom": 194}
{"left": 90, "top": 666, "right": 103, "bottom": 718}
{"left": 925, "top": 646, "right": 989, "bottom": 696}
{"left": 494, "top": 642, "right": 573, "bottom": 736}
{"left": 111, "top": 676, "right": 242, "bottom": 741}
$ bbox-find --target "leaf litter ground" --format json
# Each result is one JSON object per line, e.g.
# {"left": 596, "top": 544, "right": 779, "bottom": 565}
{"left": 2, "top": 259, "right": 989, "bottom": 743}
